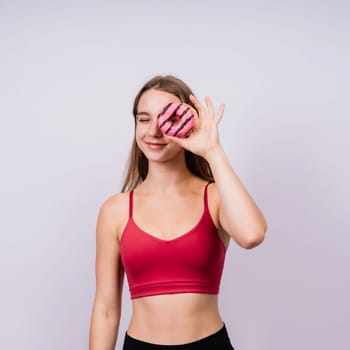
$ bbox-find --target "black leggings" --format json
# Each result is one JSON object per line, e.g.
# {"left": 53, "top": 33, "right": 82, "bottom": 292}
{"left": 122, "top": 323, "right": 235, "bottom": 350}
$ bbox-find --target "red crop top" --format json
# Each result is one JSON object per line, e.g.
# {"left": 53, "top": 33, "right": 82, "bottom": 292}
{"left": 119, "top": 183, "right": 227, "bottom": 299}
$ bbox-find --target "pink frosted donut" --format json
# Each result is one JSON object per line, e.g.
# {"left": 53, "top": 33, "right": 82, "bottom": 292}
{"left": 157, "top": 102, "right": 194, "bottom": 138}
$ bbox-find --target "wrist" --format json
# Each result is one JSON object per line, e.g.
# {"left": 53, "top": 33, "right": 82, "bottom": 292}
{"left": 202, "top": 144, "right": 225, "bottom": 163}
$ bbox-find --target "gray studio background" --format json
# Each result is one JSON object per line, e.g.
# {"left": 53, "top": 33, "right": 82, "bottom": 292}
{"left": 1, "top": 0, "right": 349, "bottom": 349}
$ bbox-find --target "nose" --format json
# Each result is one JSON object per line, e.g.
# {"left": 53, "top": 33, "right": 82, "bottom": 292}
{"left": 148, "top": 117, "right": 163, "bottom": 137}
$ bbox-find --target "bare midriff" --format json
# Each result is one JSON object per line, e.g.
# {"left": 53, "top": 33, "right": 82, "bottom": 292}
{"left": 126, "top": 292, "right": 224, "bottom": 345}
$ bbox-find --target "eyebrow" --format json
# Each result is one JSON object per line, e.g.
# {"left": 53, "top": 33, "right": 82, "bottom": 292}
{"left": 135, "top": 111, "right": 151, "bottom": 117}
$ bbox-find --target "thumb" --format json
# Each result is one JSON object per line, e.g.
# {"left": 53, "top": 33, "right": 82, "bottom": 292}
{"left": 166, "top": 135, "right": 188, "bottom": 148}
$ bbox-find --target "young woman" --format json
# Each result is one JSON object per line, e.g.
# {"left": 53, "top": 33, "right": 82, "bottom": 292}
{"left": 89, "top": 75, "right": 267, "bottom": 350}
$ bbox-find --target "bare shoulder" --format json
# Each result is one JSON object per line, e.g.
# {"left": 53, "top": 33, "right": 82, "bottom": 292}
{"left": 206, "top": 182, "right": 231, "bottom": 249}
{"left": 100, "top": 192, "right": 129, "bottom": 210}
{"left": 97, "top": 192, "right": 130, "bottom": 241}
{"left": 206, "top": 182, "right": 220, "bottom": 208}
{"left": 204, "top": 182, "right": 219, "bottom": 223}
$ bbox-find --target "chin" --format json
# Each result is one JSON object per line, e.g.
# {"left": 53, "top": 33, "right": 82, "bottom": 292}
{"left": 146, "top": 154, "right": 173, "bottom": 163}
{"left": 141, "top": 149, "right": 176, "bottom": 162}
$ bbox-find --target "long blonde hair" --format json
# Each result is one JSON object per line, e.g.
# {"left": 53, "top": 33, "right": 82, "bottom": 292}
{"left": 121, "top": 75, "right": 214, "bottom": 192}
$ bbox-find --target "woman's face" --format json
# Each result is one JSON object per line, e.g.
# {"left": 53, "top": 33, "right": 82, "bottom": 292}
{"left": 135, "top": 88, "right": 184, "bottom": 162}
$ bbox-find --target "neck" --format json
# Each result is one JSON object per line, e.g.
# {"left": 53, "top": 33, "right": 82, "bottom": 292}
{"left": 142, "top": 157, "right": 194, "bottom": 193}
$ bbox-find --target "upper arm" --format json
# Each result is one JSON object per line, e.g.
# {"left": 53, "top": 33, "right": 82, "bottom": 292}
{"left": 93, "top": 196, "right": 125, "bottom": 318}
{"left": 207, "top": 183, "right": 231, "bottom": 249}
{"left": 209, "top": 182, "right": 266, "bottom": 249}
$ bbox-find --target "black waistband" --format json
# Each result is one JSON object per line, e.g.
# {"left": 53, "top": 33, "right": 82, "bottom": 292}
{"left": 122, "top": 323, "right": 234, "bottom": 350}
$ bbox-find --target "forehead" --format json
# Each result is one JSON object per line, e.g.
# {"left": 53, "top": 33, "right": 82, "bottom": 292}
{"left": 137, "top": 89, "right": 181, "bottom": 114}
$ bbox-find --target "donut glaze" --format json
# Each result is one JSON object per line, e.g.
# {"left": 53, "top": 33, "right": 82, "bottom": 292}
{"left": 157, "top": 102, "right": 194, "bottom": 138}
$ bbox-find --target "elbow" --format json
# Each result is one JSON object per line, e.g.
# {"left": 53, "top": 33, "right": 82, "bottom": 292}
{"left": 241, "top": 225, "right": 267, "bottom": 249}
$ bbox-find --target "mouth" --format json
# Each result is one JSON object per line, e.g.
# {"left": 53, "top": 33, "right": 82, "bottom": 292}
{"left": 145, "top": 142, "right": 167, "bottom": 149}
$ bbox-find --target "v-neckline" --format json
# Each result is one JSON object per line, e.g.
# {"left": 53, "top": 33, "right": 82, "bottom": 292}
{"left": 129, "top": 209, "right": 207, "bottom": 243}
{"left": 125, "top": 182, "right": 211, "bottom": 243}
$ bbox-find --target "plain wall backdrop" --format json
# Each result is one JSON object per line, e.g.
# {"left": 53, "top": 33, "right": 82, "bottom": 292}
{"left": 1, "top": 0, "right": 349, "bottom": 349}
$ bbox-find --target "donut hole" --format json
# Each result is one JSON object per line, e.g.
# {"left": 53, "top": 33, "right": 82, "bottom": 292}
{"left": 170, "top": 116, "right": 180, "bottom": 124}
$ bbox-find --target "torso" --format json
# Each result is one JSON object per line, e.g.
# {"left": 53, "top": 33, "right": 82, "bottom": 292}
{"left": 128, "top": 293, "right": 224, "bottom": 344}
{"left": 114, "top": 179, "right": 231, "bottom": 344}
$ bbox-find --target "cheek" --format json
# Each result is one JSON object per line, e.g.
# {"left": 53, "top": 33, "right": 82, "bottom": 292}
{"left": 168, "top": 142, "right": 184, "bottom": 155}
{"left": 135, "top": 124, "right": 146, "bottom": 139}
{"left": 135, "top": 137, "right": 144, "bottom": 154}
{"left": 134, "top": 128, "right": 141, "bottom": 145}
{"left": 135, "top": 125, "right": 149, "bottom": 148}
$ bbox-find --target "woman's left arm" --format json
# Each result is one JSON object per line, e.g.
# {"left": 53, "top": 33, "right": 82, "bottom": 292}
{"left": 205, "top": 144, "right": 267, "bottom": 249}
{"left": 169, "top": 94, "right": 267, "bottom": 249}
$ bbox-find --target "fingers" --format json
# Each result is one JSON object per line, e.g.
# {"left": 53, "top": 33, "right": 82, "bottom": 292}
{"left": 189, "top": 94, "right": 199, "bottom": 106}
{"left": 217, "top": 103, "right": 225, "bottom": 122}
{"left": 189, "top": 94, "right": 225, "bottom": 122}
{"left": 205, "top": 96, "right": 214, "bottom": 117}
{"left": 189, "top": 94, "right": 203, "bottom": 117}
{"left": 166, "top": 134, "right": 188, "bottom": 148}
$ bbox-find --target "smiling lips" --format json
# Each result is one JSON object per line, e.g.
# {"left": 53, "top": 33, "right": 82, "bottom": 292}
{"left": 145, "top": 142, "right": 167, "bottom": 149}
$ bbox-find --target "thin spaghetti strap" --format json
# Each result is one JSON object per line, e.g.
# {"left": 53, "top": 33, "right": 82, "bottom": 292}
{"left": 204, "top": 181, "right": 212, "bottom": 210}
{"left": 129, "top": 190, "right": 134, "bottom": 218}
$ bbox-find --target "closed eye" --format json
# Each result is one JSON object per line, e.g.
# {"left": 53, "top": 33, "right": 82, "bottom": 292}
{"left": 137, "top": 118, "right": 151, "bottom": 123}
{"left": 136, "top": 112, "right": 152, "bottom": 123}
